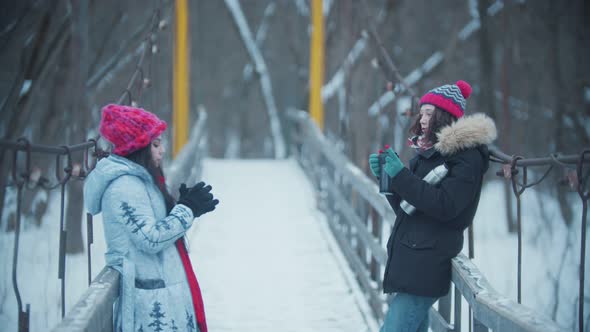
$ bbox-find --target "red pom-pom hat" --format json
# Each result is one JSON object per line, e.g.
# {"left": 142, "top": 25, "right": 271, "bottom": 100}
{"left": 419, "top": 80, "right": 472, "bottom": 118}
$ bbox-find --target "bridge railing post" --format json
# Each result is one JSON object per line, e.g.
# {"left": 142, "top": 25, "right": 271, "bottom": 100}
{"left": 438, "top": 288, "right": 452, "bottom": 325}
{"left": 453, "top": 285, "right": 461, "bottom": 332}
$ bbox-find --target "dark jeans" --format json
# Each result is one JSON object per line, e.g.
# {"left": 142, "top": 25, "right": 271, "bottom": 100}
{"left": 380, "top": 292, "right": 438, "bottom": 332}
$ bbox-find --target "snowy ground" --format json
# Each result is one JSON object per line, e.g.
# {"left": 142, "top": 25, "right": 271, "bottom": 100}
{"left": 0, "top": 158, "right": 585, "bottom": 331}
{"left": 0, "top": 192, "right": 107, "bottom": 331}
{"left": 187, "top": 158, "right": 377, "bottom": 332}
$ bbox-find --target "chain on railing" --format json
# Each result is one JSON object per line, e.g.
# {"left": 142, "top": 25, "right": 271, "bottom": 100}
{"left": 1, "top": 137, "right": 106, "bottom": 332}
{"left": 577, "top": 150, "right": 590, "bottom": 332}
{"left": 509, "top": 156, "right": 525, "bottom": 304}
{"left": 488, "top": 146, "right": 590, "bottom": 331}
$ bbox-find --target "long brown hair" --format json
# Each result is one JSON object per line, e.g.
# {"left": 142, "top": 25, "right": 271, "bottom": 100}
{"left": 125, "top": 145, "right": 176, "bottom": 213}
{"left": 409, "top": 106, "right": 457, "bottom": 144}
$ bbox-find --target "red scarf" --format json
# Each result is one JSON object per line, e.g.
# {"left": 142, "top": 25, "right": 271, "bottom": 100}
{"left": 158, "top": 175, "right": 207, "bottom": 331}
{"left": 176, "top": 239, "right": 208, "bottom": 332}
{"left": 407, "top": 135, "right": 434, "bottom": 152}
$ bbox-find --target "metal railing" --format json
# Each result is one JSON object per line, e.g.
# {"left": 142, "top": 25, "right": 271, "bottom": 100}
{"left": 285, "top": 108, "right": 574, "bottom": 332}
{"left": 0, "top": 138, "right": 104, "bottom": 332}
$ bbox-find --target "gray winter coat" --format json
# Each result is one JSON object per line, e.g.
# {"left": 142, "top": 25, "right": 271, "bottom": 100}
{"left": 84, "top": 154, "right": 200, "bottom": 332}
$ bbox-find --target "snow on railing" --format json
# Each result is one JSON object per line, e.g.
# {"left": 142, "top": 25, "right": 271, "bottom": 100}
{"left": 51, "top": 268, "right": 119, "bottom": 332}
{"left": 285, "top": 108, "right": 569, "bottom": 332}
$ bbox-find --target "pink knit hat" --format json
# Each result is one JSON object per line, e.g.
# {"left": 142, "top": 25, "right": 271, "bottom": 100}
{"left": 419, "top": 80, "right": 472, "bottom": 118}
{"left": 99, "top": 104, "right": 167, "bottom": 156}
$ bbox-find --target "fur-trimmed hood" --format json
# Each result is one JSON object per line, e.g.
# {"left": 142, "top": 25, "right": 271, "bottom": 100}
{"left": 434, "top": 113, "right": 497, "bottom": 156}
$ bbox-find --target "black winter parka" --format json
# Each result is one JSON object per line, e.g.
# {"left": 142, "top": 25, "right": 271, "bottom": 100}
{"left": 382, "top": 113, "right": 497, "bottom": 297}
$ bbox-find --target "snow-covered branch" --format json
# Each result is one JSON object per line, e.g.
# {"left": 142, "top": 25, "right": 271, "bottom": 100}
{"left": 224, "top": 0, "right": 286, "bottom": 159}
{"left": 367, "top": 51, "right": 443, "bottom": 117}
{"left": 323, "top": 0, "right": 334, "bottom": 17}
{"left": 468, "top": 0, "right": 479, "bottom": 19}
{"left": 86, "top": 22, "right": 148, "bottom": 90}
{"left": 322, "top": 34, "right": 368, "bottom": 101}
{"left": 294, "top": 0, "right": 333, "bottom": 17}
{"left": 367, "top": 0, "right": 505, "bottom": 117}
{"left": 242, "top": 2, "right": 276, "bottom": 81}
{"left": 321, "top": 1, "right": 389, "bottom": 103}
{"left": 294, "top": 0, "right": 309, "bottom": 16}
{"left": 94, "top": 42, "right": 146, "bottom": 94}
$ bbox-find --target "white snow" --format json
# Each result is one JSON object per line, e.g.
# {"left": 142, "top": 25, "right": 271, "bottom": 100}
{"left": 186, "top": 158, "right": 377, "bottom": 331}
{"left": 19, "top": 80, "right": 32, "bottom": 98}
{"left": 0, "top": 193, "right": 107, "bottom": 331}
{"left": 294, "top": 0, "right": 309, "bottom": 17}
{"left": 468, "top": 0, "right": 479, "bottom": 19}
{"left": 468, "top": 179, "right": 583, "bottom": 330}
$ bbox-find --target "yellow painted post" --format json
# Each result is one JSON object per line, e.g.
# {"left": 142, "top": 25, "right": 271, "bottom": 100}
{"left": 309, "top": 0, "right": 325, "bottom": 130}
{"left": 173, "top": 0, "right": 190, "bottom": 157}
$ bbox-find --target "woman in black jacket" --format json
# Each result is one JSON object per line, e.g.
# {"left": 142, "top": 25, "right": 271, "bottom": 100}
{"left": 369, "top": 81, "right": 497, "bottom": 331}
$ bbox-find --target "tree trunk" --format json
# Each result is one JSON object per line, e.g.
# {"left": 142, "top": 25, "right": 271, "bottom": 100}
{"left": 0, "top": 149, "right": 8, "bottom": 229}
{"left": 548, "top": 2, "right": 573, "bottom": 226}
{"left": 500, "top": 3, "right": 516, "bottom": 233}
{"left": 478, "top": 0, "right": 517, "bottom": 231}
{"left": 65, "top": 0, "right": 89, "bottom": 253}
{"left": 477, "top": 0, "right": 496, "bottom": 118}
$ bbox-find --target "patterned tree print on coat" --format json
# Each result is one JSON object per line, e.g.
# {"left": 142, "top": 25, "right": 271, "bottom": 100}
{"left": 155, "top": 218, "right": 171, "bottom": 231}
{"left": 170, "top": 319, "right": 179, "bottom": 331}
{"left": 148, "top": 301, "right": 168, "bottom": 332}
{"left": 137, "top": 325, "right": 144, "bottom": 332}
{"left": 120, "top": 202, "right": 147, "bottom": 233}
{"left": 186, "top": 310, "right": 196, "bottom": 332}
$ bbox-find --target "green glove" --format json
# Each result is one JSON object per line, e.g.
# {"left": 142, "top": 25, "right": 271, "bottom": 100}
{"left": 384, "top": 148, "right": 404, "bottom": 178}
{"left": 369, "top": 153, "right": 381, "bottom": 178}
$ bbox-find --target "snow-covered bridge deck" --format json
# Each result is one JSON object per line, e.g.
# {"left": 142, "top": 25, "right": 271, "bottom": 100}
{"left": 187, "top": 158, "right": 377, "bottom": 331}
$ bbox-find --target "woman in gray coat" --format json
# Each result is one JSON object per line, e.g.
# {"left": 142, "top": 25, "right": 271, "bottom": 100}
{"left": 84, "top": 104, "right": 218, "bottom": 332}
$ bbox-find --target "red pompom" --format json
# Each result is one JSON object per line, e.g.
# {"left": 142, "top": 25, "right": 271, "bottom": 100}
{"left": 456, "top": 80, "right": 472, "bottom": 99}
{"left": 384, "top": 144, "right": 390, "bottom": 149}
{"left": 378, "top": 149, "right": 384, "bottom": 154}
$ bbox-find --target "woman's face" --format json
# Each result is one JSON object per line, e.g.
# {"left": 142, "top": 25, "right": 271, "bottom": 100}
{"left": 419, "top": 104, "right": 435, "bottom": 135}
{"left": 150, "top": 136, "right": 165, "bottom": 167}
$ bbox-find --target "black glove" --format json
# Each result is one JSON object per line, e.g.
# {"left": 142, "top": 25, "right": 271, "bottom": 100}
{"left": 178, "top": 182, "right": 219, "bottom": 217}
